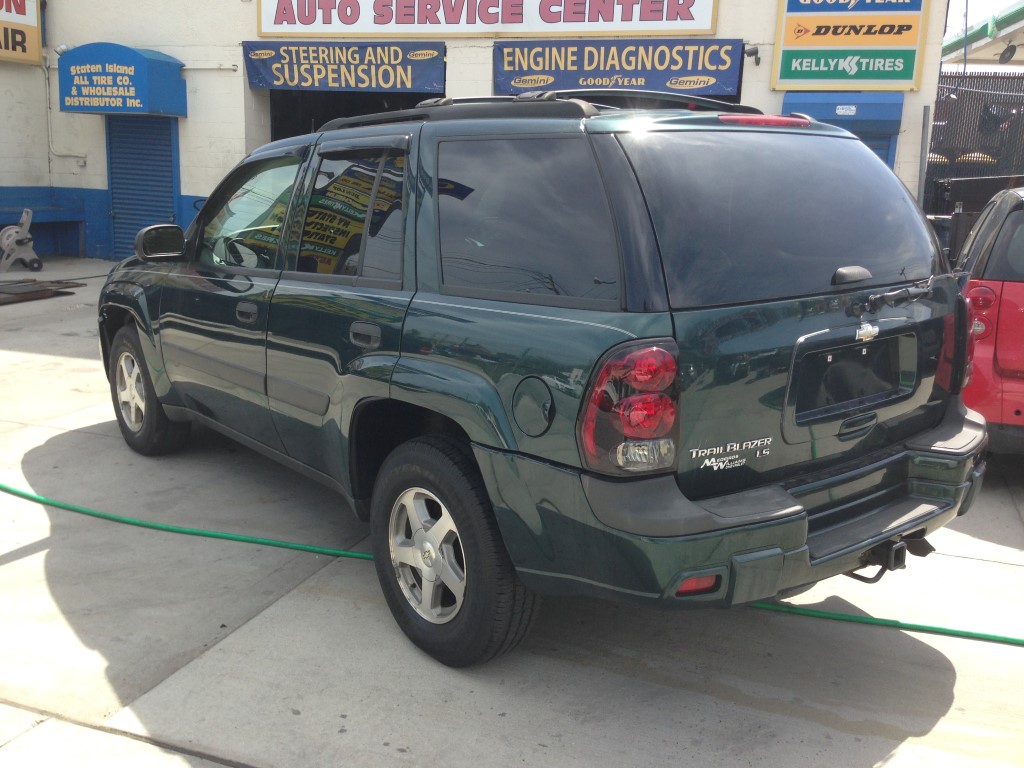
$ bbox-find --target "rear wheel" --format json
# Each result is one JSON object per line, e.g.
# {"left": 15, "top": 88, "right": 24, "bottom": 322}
{"left": 370, "top": 436, "right": 537, "bottom": 667}
{"left": 108, "top": 325, "right": 190, "bottom": 456}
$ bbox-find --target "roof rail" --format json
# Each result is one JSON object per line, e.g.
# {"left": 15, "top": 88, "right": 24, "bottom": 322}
{"left": 544, "top": 89, "right": 762, "bottom": 114}
{"left": 317, "top": 89, "right": 759, "bottom": 132}
{"left": 318, "top": 96, "right": 597, "bottom": 131}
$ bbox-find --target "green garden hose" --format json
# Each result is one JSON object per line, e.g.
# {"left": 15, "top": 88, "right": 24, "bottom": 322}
{"left": 0, "top": 481, "right": 371, "bottom": 560}
{"left": 3, "top": 481, "right": 1022, "bottom": 648}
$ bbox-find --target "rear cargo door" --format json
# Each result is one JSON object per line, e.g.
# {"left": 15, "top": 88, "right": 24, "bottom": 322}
{"left": 615, "top": 127, "right": 952, "bottom": 500}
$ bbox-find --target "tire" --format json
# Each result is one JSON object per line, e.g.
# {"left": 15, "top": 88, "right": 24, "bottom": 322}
{"left": 370, "top": 436, "right": 538, "bottom": 667}
{"left": 28, "top": 258, "right": 43, "bottom": 272}
{"left": 108, "top": 325, "right": 190, "bottom": 456}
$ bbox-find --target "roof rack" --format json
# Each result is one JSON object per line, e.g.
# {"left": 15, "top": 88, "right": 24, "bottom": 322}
{"left": 317, "top": 89, "right": 760, "bottom": 132}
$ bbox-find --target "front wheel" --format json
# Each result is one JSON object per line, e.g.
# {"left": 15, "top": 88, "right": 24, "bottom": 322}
{"left": 370, "top": 436, "right": 538, "bottom": 667}
{"left": 108, "top": 325, "right": 190, "bottom": 456}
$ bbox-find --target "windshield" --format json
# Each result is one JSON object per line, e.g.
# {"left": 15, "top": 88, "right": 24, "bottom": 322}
{"left": 618, "top": 131, "right": 940, "bottom": 309}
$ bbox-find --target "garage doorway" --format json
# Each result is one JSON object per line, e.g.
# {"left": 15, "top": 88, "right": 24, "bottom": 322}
{"left": 270, "top": 91, "right": 432, "bottom": 140}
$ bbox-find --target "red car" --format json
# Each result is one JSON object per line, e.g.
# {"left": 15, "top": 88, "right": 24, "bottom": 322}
{"left": 958, "top": 188, "right": 1024, "bottom": 453}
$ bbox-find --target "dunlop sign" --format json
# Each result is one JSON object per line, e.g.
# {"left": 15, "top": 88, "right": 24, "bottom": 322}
{"left": 1, "top": 0, "right": 41, "bottom": 65}
{"left": 772, "top": 0, "right": 931, "bottom": 91}
{"left": 258, "top": 0, "right": 718, "bottom": 37}
{"left": 494, "top": 39, "right": 741, "bottom": 96}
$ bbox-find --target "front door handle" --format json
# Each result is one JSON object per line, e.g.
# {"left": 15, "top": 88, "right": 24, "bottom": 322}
{"left": 350, "top": 321, "right": 381, "bottom": 350}
{"left": 236, "top": 301, "right": 259, "bottom": 324}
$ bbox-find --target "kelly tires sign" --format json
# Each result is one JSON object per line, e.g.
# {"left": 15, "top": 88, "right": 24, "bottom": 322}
{"left": 258, "top": 0, "right": 718, "bottom": 37}
{"left": 772, "top": 0, "right": 932, "bottom": 91}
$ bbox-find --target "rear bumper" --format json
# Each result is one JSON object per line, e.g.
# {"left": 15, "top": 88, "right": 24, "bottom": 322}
{"left": 475, "top": 404, "right": 987, "bottom": 606}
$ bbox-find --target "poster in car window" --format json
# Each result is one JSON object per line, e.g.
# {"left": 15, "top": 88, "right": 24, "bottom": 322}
{"left": 299, "top": 156, "right": 406, "bottom": 274}
{"left": 772, "top": 0, "right": 932, "bottom": 91}
{"left": 494, "top": 39, "right": 741, "bottom": 96}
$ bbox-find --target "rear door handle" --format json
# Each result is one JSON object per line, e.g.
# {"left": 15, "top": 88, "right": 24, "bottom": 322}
{"left": 350, "top": 321, "right": 381, "bottom": 350}
{"left": 236, "top": 301, "right": 259, "bottom": 324}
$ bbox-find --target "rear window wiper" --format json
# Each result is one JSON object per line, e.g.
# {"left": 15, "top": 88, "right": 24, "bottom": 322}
{"left": 865, "top": 277, "right": 934, "bottom": 314}
{"left": 850, "top": 277, "right": 934, "bottom": 317}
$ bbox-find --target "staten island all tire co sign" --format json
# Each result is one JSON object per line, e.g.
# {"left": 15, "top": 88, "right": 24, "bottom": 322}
{"left": 258, "top": 0, "right": 718, "bottom": 37}
{"left": 772, "top": 0, "right": 932, "bottom": 91}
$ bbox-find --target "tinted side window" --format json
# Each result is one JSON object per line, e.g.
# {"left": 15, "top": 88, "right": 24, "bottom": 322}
{"left": 437, "top": 137, "right": 619, "bottom": 304}
{"left": 296, "top": 151, "right": 383, "bottom": 275}
{"left": 956, "top": 200, "right": 995, "bottom": 271}
{"left": 199, "top": 157, "right": 300, "bottom": 270}
{"left": 361, "top": 152, "right": 404, "bottom": 283}
{"left": 985, "top": 209, "right": 1024, "bottom": 282}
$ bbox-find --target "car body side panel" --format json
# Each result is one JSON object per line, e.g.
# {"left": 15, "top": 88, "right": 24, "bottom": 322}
{"left": 398, "top": 294, "right": 674, "bottom": 462}
{"left": 266, "top": 281, "right": 412, "bottom": 480}
{"left": 100, "top": 263, "right": 182, "bottom": 405}
{"left": 158, "top": 263, "right": 284, "bottom": 450}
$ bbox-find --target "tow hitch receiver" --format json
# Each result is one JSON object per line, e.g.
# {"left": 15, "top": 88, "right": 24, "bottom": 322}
{"left": 846, "top": 540, "right": 909, "bottom": 584}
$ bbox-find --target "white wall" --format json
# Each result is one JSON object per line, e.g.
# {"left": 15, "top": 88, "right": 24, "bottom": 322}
{"left": 1, "top": 0, "right": 945, "bottom": 200}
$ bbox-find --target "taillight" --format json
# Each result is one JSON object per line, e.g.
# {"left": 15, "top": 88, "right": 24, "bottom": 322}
{"left": 579, "top": 340, "right": 679, "bottom": 474}
{"left": 966, "top": 284, "right": 997, "bottom": 341}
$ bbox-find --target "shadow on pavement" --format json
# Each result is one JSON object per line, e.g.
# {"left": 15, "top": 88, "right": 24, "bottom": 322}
{"left": 11, "top": 422, "right": 958, "bottom": 766}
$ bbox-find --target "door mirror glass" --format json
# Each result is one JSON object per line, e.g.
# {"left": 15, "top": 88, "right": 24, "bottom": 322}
{"left": 136, "top": 224, "right": 185, "bottom": 261}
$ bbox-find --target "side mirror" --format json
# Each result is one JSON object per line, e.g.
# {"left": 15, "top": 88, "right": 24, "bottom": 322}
{"left": 135, "top": 224, "right": 185, "bottom": 262}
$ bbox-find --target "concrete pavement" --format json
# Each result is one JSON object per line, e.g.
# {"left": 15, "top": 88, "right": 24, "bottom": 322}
{"left": 1, "top": 258, "right": 1022, "bottom": 767}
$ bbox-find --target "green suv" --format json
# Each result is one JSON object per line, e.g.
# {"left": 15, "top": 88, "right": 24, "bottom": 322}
{"left": 98, "top": 93, "right": 987, "bottom": 666}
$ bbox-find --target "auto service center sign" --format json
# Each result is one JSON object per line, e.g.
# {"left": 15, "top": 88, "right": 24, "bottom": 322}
{"left": 258, "top": 0, "right": 717, "bottom": 37}
{"left": 772, "top": 0, "right": 932, "bottom": 91}
{"left": 1, "top": 0, "right": 41, "bottom": 65}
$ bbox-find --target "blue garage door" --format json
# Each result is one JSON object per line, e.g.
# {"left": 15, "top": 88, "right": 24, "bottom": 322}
{"left": 858, "top": 134, "right": 896, "bottom": 167}
{"left": 107, "top": 115, "right": 179, "bottom": 260}
{"left": 782, "top": 93, "right": 904, "bottom": 171}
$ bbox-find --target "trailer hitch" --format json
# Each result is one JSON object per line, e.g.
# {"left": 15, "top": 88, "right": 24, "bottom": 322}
{"left": 846, "top": 539, "right": 909, "bottom": 584}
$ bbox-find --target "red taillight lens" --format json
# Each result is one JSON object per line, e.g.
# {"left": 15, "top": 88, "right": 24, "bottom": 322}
{"left": 718, "top": 115, "right": 811, "bottom": 128}
{"left": 613, "top": 393, "right": 676, "bottom": 438}
{"left": 622, "top": 347, "right": 677, "bottom": 391}
{"left": 966, "top": 284, "right": 998, "bottom": 343}
{"left": 579, "top": 340, "right": 679, "bottom": 475}
{"left": 966, "top": 284, "right": 997, "bottom": 311}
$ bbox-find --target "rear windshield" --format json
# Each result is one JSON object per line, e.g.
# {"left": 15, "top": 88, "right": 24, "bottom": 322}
{"left": 618, "top": 131, "right": 940, "bottom": 309}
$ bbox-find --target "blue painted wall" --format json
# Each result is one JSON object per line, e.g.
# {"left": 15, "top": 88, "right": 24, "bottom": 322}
{"left": 1, "top": 186, "right": 204, "bottom": 260}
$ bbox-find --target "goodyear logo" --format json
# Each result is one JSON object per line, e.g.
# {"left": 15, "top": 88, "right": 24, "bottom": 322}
{"left": 667, "top": 75, "right": 717, "bottom": 89}
{"left": 407, "top": 50, "right": 438, "bottom": 60}
{"left": 512, "top": 74, "right": 555, "bottom": 88}
{"left": 248, "top": 50, "right": 276, "bottom": 60}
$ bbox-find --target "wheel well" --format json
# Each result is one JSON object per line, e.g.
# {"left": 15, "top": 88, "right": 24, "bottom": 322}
{"left": 349, "top": 400, "right": 473, "bottom": 520}
{"left": 98, "top": 305, "right": 137, "bottom": 377}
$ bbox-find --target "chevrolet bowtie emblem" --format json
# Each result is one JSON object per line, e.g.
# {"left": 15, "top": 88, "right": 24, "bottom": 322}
{"left": 856, "top": 323, "right": 880, "bottom": 342}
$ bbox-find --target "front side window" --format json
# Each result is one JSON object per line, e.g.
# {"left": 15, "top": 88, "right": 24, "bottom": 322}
{"left": 437, "top": 137, "right": 619, "bottom": 304}
{"left": 199, "top": 157, "right": 300, "bottom": 270}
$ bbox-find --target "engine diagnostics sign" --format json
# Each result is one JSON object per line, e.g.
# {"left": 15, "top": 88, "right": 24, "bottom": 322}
{"left": 494, "top": 38, "right": 741, "bottom": 96}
